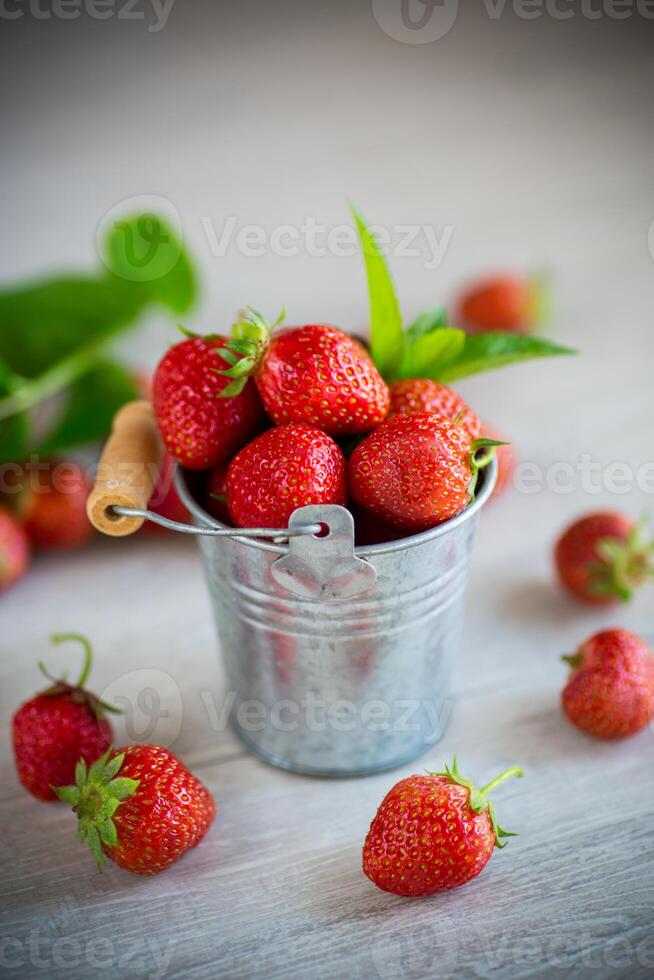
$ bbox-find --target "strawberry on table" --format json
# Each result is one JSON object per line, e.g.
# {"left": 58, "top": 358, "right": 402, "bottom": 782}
{"left": 363, "top": 758, "right": 523, "bottom": 896}
{"left": 12, "top": 634, "right": 115, "bottom": 801}
{"left": 217, "top": 309, "right": 390, "bottom": 436}
{"left": 5, "top": 461, "right": 93, "bottom": 550}
{"left": 348, "top": 412, "right": 502, "bottom": 532}
{"left": 555, "top": 512, "right": 652, "bottom": 605}
{"left": 227, "top": 423, "right": 347, "bottom": 529}
{"left": 388, "top": 378, "right": 483, "bottom": 441}
{"left": 561, "top": 628, "right": 654, "bottom": 739}
{"left": 0, "top": 506, "right": 30, "bottom": 593}
{"left": 458, "top": 274, "right": 546, "bottom": 334}
{"left": 55, "top": 745, "right": 216, "bottom": 875}
{"left": 153, "top": 333, "right": 266, "bottom": 470}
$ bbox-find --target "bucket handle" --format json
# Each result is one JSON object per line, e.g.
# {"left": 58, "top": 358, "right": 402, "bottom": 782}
{"left": 86, "top": 401, "right": 322, "bottom": 542}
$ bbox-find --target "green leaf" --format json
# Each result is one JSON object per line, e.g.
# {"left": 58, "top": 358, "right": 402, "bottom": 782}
{"left": 350, "top": 204, "right": 404, "bottom": 380}
{"left": 405, "top": 307, "right": 448, "bottom": 341}
{"left": 437, "top": 332, "right": 576, "bottom": 382}
{"left": 0, "top": 358, "right": 29, "bottom": 462}
{"left": 102, "top": 213, "right": 196, "bottom": 314}
{"left": 0, "top": 276, "right": 145, "bottom": 379}
{"left": 37, "top": 361, "right": 138, "bottom": 454}
{"left": 53, "top": 785, "right": 81, "bottom": 806}
{"left": 105, "top": 777, "right": 140, "bottom": 800}
{"left": 398, "top": 326, "right": 466, "bottom": 380}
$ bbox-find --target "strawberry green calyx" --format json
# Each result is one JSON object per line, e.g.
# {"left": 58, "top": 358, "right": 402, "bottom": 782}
{"left": 561, "top": 652, "right": 583, "bottom": 670}
{"left": 432, "top": 757, "right": 524, "bottom": 848}
{"left": 468, "top": 438, "right": 508, "bottom": 498}
{"left": 54, "top": 750, "right": 139, "bottom": 868}
{"left": 586, "top": 521, "right": 654, "bottom": 602}
{"left": 216, "top": 306, "right": 285, "bottom": 397}
{"left": 37, "top": 633, "right": 121, "bottom": 717}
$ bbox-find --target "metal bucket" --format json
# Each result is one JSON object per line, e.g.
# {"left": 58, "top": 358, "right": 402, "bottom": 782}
{"left": 174, "top": 460, "right": 497, "bottom": 777}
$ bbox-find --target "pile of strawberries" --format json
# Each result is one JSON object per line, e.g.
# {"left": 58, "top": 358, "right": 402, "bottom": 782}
{"left": 12, "top": 634, "right": 216, "bottom": 875}
{"left": 153, "top": 311, "right": 502, "bottom": 540}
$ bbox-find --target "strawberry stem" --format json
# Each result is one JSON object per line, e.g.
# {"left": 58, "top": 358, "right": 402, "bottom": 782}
{"left": 38, "top": 633, "right": 94, "bottom": 689}
{"left": 432, "top": 757, "right": 524, "bottom": 848}
{"left": 480, "top": 766, "right": 524, "bottom": 796}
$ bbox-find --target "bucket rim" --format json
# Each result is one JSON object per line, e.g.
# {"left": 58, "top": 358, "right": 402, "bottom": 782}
{"left": 175, "top": 454, "right": 498, "bottom": 557}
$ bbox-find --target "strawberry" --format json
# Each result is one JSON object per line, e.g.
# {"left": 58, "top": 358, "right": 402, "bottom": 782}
{"left": 555, "top": 513, "right": 652, "bottom": 605}
{"left": 0, "top": 506, "right": 30, "bottom": 592}
{"left": 205, "top": 462, "right": 231, "bottom": 524}
{"left": 388, "top": 378, "right": 483, "bottom": 441}
{"left": 348, "top": 413, "right": 501, "bottom": 532}
{"left": 5, "top": 461, "right": 93, "bottom": 550}
{"left": 227, "top": 423, "right": 347, "bottom": 529}
{"left": 12, "top": 634, "right": 114, "bottom": 801}
{"left": 363, "top": 758, "right": 523, "bottom": 896}
{"left": 153, "top": 333, "right": 266, "bottom": 471}
{"left": 458, "top": 274, "right": 545, "bottom": 334}
{"left": 218, "top": 309, "right": 389, "bottom": 436}
{"left": 561, "top": 629, "right": 654, "bottom": 739}
{"left": 55, "top": 745, "right": 216, "bottom": 874}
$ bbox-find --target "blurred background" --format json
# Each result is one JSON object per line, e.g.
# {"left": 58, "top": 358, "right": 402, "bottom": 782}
{"left": 1, "top": 0, "right": 653, "bottom": 598}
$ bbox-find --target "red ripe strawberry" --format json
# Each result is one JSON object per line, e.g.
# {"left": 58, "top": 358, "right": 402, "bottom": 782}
{"left": 0, "top": 506, "right": 30, "bottom": 592}
{"left": 363, "top": 758, "right": 523, "bottom": 896}
{"left": 5, "top": 461, "right": 93, "bottom": 550}
{"left": 227, "top": 424, "right": 347, "bottom": 529}
{"left": 458, "top": 274, "right": 545, "bottom": 334}
{"left": 55, "top": 745, "right": 216, "bottom": 874}
{"left": 348, "top": 413, "right": 501, "bottom": 532}
{"left": 555, "top": 513, "right": 652, "bottom": 605}
{"left": 153, "top": 333, "right": 266, "bottom": 470}
{"left": 219, "top": 309, "right": 389, "bottom": 436}
{"left": 205, "top": 462, "right": 231, "bottom": 524}
{"left": 12, "top": 634, "right": 114, "bottom": 801}
{"left": 388, "top": 378, "right": 483, "bottom": 441}
{"left": 561, "top": 629, "right": 654, "bottom": 739}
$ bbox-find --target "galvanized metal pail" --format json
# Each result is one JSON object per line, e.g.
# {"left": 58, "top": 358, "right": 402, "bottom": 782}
{"left": 174, "top": 460, "right": 497, "bottom": 777}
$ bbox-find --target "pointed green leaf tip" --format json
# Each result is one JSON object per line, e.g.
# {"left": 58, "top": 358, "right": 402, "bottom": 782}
{"left": 349, "top": 203, "right": 404, "bottom": 381}
{"left": 54, "top": 750, "right": 140, "bottom": 869}
{"left": 430, "top": 757, "right": 524, "bottom": 849}
{"left": 436, "top": 332, "right": 576, "bottom": 383}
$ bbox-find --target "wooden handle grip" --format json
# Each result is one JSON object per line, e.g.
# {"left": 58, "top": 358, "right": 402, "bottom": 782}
{"left": 87, "top": 400, "right": 163, "bottom": 536}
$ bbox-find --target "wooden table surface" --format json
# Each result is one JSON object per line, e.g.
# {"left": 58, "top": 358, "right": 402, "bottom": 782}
{"left": 1, "top": 5, "right": 653, "bottom": 979}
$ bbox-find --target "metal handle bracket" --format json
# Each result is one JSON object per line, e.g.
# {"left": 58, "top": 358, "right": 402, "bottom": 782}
{"left": 271, "top": 506, "right": 377, "bottom": 600}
